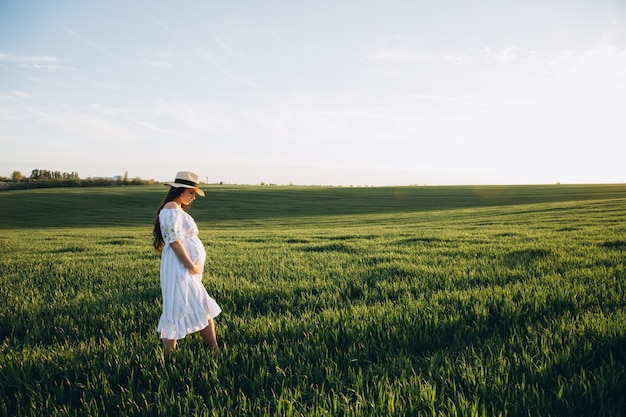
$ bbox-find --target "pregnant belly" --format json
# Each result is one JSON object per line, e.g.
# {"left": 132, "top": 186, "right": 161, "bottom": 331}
{"left": 185, "top": 237, "right": 206, "bottom": 265}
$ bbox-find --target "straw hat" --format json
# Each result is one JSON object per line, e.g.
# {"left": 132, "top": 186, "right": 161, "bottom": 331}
{"left": 164, "top": 171, "right": 205, "bottom": 196}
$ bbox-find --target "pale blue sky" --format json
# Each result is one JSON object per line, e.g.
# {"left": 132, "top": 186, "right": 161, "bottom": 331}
{"left": 1, "top": 0, "right": 625, "bottom": 185}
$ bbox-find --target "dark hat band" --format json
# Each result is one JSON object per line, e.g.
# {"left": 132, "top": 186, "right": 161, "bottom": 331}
{"left": 174, "top": 178, "right": 198, "bottom": 187}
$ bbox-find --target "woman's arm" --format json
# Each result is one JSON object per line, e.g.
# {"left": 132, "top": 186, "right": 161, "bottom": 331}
{"left": 169, "top": 241, "right": 200, "bottom": 275}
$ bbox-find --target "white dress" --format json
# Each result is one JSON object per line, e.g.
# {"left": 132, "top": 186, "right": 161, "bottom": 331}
{"left": 157, "top": 207, "right": 221, "bottom": 340}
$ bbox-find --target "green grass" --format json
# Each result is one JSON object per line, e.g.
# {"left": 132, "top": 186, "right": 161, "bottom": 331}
{"left": 1, "top": 184, "right": 625, "bottom": 416}
{"left": 2, "top": 183, "right": 626, "bottom": 228}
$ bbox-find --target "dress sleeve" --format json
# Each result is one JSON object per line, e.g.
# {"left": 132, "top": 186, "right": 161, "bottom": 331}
{"left": 159, "top": 209, "right": 185, "bottom": 244}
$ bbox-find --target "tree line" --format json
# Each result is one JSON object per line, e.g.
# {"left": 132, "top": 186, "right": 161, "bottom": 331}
{"left": 0, "top": 169, "right": 156, "bottom": 191}
{"left": 17, "top": 169, "right": 80, "bottom": 181}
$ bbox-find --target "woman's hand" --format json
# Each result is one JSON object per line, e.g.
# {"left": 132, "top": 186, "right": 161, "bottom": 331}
{"left": 169, "top": 241, "right": 201, "bottom": 275}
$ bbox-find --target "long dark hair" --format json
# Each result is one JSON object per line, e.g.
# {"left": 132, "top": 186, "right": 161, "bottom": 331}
{"left": 152, "top": 187, "right": 189, "bottom": 252}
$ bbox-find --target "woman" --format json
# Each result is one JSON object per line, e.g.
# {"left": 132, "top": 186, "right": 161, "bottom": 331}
{"left": 152, "top": 171, "right": 221, "bottom": 354}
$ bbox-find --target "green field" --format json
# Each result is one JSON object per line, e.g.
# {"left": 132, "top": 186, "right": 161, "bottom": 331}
{"left": 1, "top": 184, "right": 625, "bottom": 416}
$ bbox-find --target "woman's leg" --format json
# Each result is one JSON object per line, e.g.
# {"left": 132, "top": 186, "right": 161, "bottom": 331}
{"left": 199, "top": 317, "right": 221, "bottom": 353}
{"left": 162, "top": 338, "right": 177, "bottom": 353}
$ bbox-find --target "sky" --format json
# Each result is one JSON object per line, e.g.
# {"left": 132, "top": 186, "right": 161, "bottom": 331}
{"left": 1, "top": 0, "right": 625, "bottom": 186}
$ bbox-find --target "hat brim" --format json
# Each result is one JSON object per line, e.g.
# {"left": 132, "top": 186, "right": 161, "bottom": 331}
{"left": 164, "top": 183, "right": 205, "bottom": 197}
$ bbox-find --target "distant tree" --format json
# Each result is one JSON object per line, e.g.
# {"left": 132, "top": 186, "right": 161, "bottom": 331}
{"left": 31, "top": 169, "right": 53, "bottom": 180}
{"left": 124, "top": 171, "right": 129, "bottom": 182}
{"left": 1, "top": 168, "right": 155, "bottom": 191}
{"left": 62, "top": 171, "right": 80, "bottom": 179}
{"left": 30, "top": 169, "right": 81, "bottom": 181}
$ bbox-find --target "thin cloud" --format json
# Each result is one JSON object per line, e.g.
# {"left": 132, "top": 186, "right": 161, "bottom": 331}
{"left": 56, "top": 22, "right": 117, "bottom": 60}
{"left": 482, "top": 46, "right": 518, "bottom": 63}
{"left": 146, "top": 60, "right": 175, "bottom": 68}
{"left": 362, "top": 38, "right": 466, "bottom": 64}
{"left": 0, "top": 52, "right": 76, "bottom": 77}
{"left": 214, "top": 35, "right": 243, "bottom": 59}
{"left": 0, "top": 51, "right": 74, "bottom": 70}
{"left": 144, "top": 10, "right": 185, "bottom": 39}
{"left": 481, "top": 45, "right": 563, "bottom": 68}
{"left": 0, "top": 52, "right": 59, "bottom": 64}
{"left": 22, "top": 63, "right": 75, "bottom": 71}
{"left": 364, "top": 42, "right": 427, "bottom": 63}
{"left": 196, "top": 48, "right": 262, "bottom": 88}
{"left": 10, "top": 91, "right": 32, "bottom": 98}
{"left": 142, "top": 49, "right": 178, "bottom": 68}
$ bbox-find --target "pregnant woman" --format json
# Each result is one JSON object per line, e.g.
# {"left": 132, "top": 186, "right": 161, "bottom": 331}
{"left": 152, "top": 171, "right": 221, "bottom": 354}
